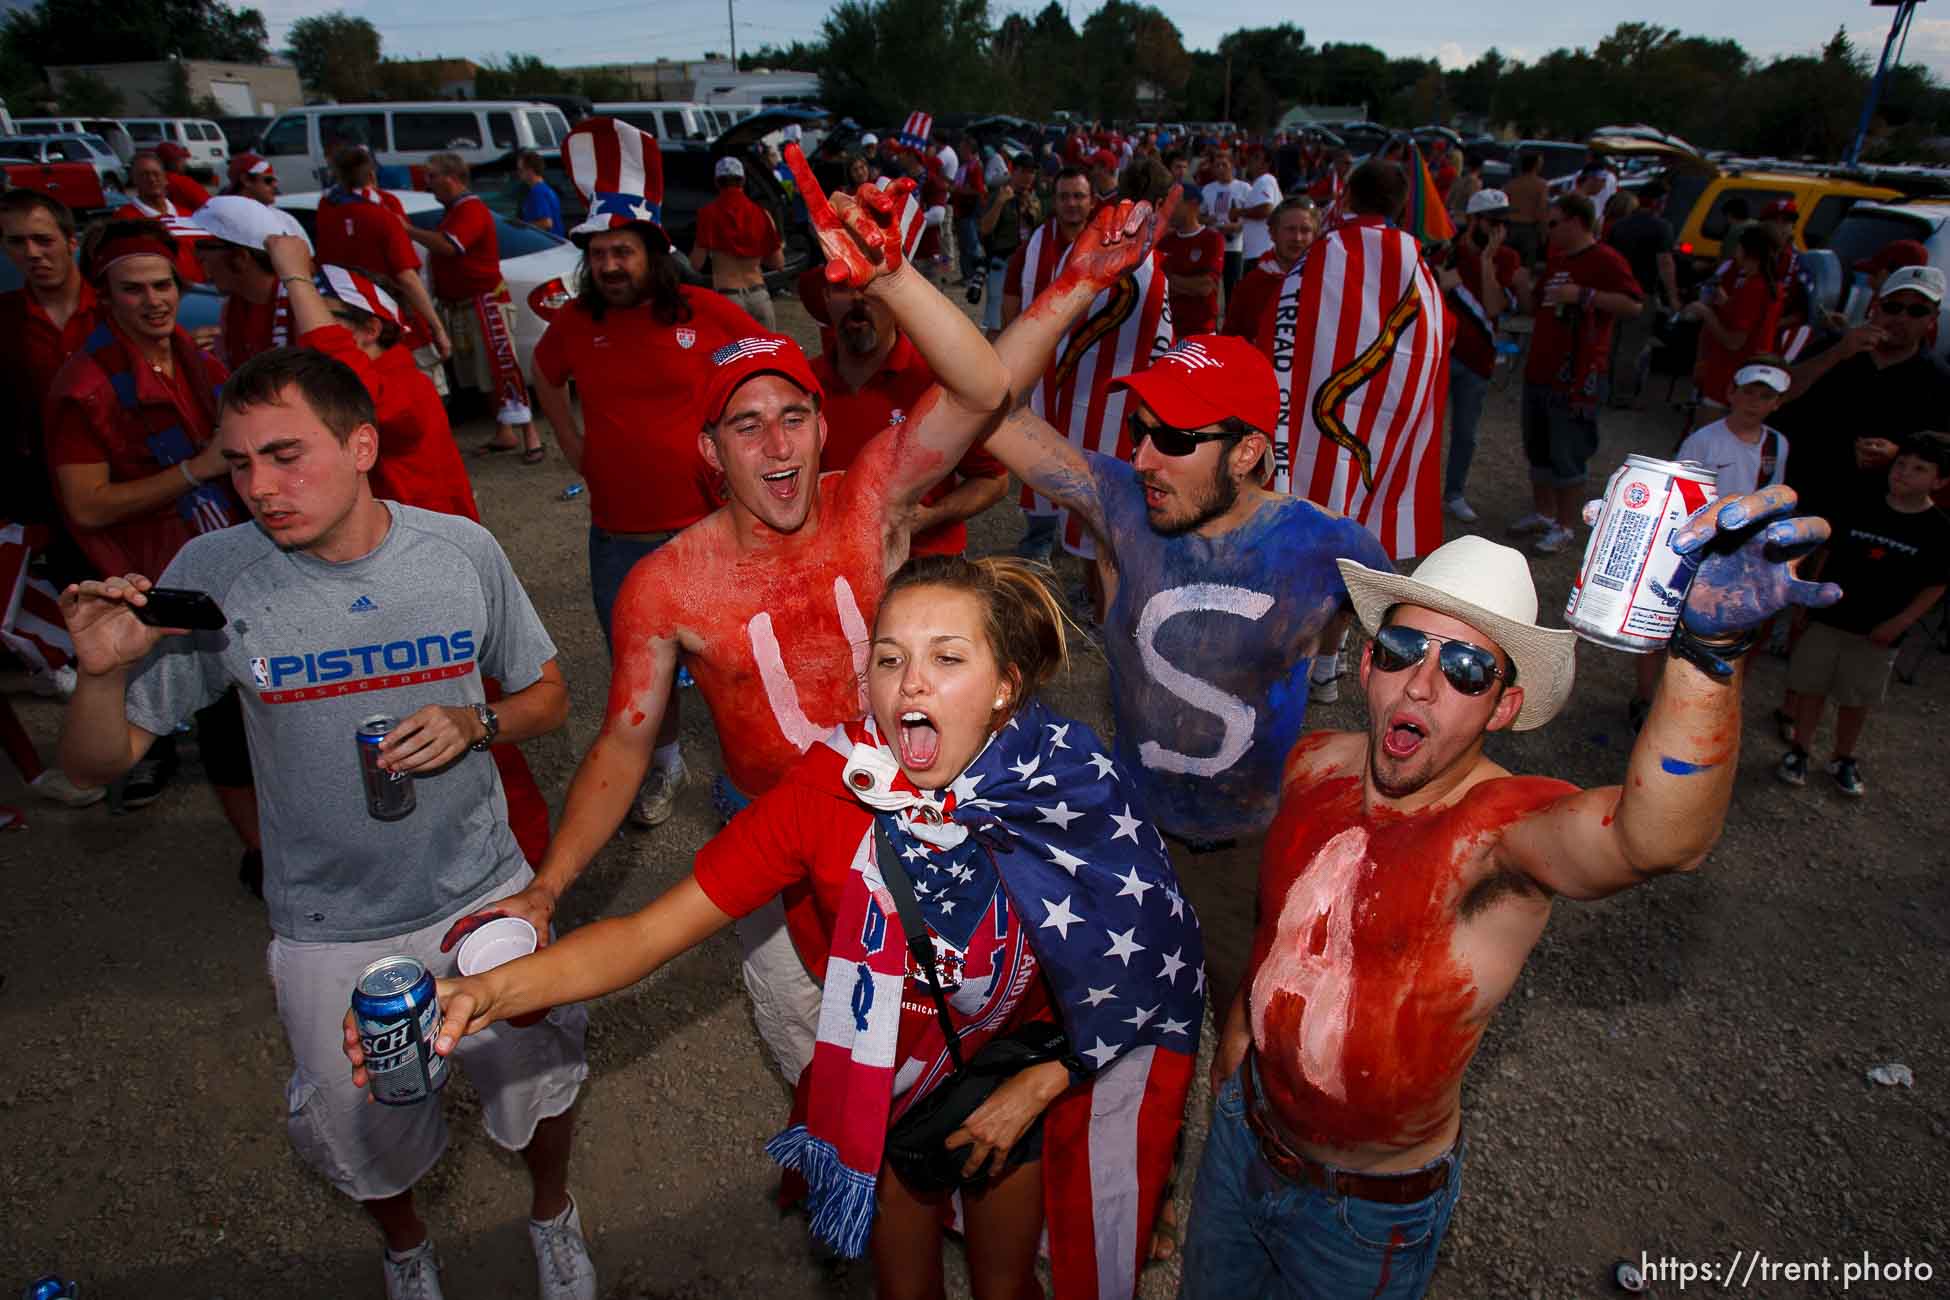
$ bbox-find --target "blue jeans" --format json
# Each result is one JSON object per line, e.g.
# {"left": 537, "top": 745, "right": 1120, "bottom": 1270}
{"left": 1520, "top": 381, "right": 1601, "bottom": 489}
{"left": 1444, "top": 358, "right": 1490, "bottom": 501}
{"left": 1015, "top": 512, "right": 1057, "bottom": 561}
{"left": 1180, "top": 1067, "right": 1464, "bottom": 1300}
{"left": 588, "top": 525, "right": 677, "bottom": 651}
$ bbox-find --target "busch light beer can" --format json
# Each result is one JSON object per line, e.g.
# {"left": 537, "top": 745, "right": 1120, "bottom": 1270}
{"left": 356, "top": 715, "right": 416, "bottom": 822}
{"left": 22, "top": 1278, "right": 77, "bottom": 1300}
{"left": 1566, "top": 454, "right": 1718, "bottom": 652}
{"left": 351, "top": 955, "right": 448, "bottom": 1106}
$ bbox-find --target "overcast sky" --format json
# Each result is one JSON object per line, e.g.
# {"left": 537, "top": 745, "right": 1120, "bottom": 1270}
{"left": 249, "top": 0, "right": 1949, "bottom": 82}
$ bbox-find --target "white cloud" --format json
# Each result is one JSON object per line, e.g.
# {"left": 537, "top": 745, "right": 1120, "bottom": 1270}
{"left": 1436, "top": 41, "right": 1469, "bottom": 71}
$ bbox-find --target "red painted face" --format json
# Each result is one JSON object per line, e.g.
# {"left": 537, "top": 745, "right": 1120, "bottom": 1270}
{"left": 1250, "top": 753, "right": 1573, "bottom": 1149}
{"left": 700, "top": 373, "right": 827, "bottom": 536}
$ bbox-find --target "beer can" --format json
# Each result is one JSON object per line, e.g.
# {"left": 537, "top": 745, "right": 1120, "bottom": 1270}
{"left": 1565, "top": 454, "right": 1718, "bottom": 652}
{"left": 356, "top": 715, "right": 416, "bottom": 822}
{"left": 350, "top": 955, "right": 448, "bottom": 1106}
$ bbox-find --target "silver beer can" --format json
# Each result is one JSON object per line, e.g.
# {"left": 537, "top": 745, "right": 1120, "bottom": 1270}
{"left": 356, "top": 715, "right": 416, "bottom": 821}
{"left": 1566, "top": 454, "right": 1718, "bottom": 652}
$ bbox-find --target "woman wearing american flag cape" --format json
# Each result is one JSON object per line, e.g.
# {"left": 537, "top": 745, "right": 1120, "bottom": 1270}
{"left": 383, "top": 554, "right": 1203, "bottom": 1299}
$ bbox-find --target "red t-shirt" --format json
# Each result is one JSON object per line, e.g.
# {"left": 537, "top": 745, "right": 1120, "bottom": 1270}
{"left": 1223, "top": 258, "right": 1285, "bottom": 340}
{"left": 219, "top": 287, "right": 284, "bottom": 371}
{"left": 810, "top": 333, "right": 1006, "bottom": 557}
{"left": 301, "top": 324, "right": 479, "bottom": 521}
{"left": 532, "top": 288, "right": 751, "bottom": 532}
{"left": 165, "top": 172, "right": 210, "bottom": 213}
{"left": 1158, "top": 226, "right": 1226, "bottom": 337}
{"left": 0, "top": 282, "right": 100, "bottom": 447}
{"left": 695, "top": 189, "right": 782, "bottom": 260}
{"left": 432, "top": 193, "right": 502, "bottom": 302}
{"left": 1525, "top": 241, "right": 1643, "bottom": 389}
{"left": 44, "top": 327, "right": 238, "bottom": 579}
{"left": 1694, "top": 270, "right": 1785, "bottom": 406}
{"left": 316, "top": 193, "right": 419, "bottom": 280}
{"left": 951, "top": 160, "right": 987, "bottom": 219}
{"left": 1450, "top": 243, "right": 1523, "bottom": 379}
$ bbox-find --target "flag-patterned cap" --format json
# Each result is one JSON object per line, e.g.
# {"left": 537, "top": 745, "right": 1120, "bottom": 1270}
{"left": 897, "top": 110, "right": 933, "bottom": 152}
{"left": 700, "top": 333, "right": 825, "bottom": 426}
{"left": 1109, "top": 334, "right": 1280, "bottom": 438}
{"left": 313, "top": 264, "right": 402, "bottom": 328}
{"left": 564, "top": 116, "right": 668, "bottom": 250}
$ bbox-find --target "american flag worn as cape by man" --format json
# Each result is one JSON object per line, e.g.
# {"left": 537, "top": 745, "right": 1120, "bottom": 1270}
{"left": 766, "top": 699, "right": 1201, "bottom": 1299}
{"left": 1262, "top": 211, "right": 1452, "bottom": 561}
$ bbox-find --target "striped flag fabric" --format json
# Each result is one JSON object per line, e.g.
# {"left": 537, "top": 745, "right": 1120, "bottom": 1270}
{"left": 1262, "top": 213, "right": 1451, "bottom": 561}
{"left": 898, "top": 110, "right": 934, "bottom": 152}
{"left": 1014, "top": 221, "right": 1174, "bottom": 556}
{"left": 0, "top": 524, "right": 72, "bottom": 673}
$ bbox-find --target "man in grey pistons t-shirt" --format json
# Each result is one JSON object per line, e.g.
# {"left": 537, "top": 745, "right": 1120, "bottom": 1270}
{"left": 57, "top": 346, "right": 596, "bottom": 1300}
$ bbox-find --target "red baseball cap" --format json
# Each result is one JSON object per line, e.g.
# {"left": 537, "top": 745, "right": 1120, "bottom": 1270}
{"left": 700, "top": 334, "right": 825, "bottom": 426}
{"left": 156, "top": 141, "right": 191, "bottom": 164}
{"left": 228, "top": 152, "right": 273, "bottom": 184}
{"left": 1856, "top": 239, "right": 1929, "bottom": 274}
{"left": 1760, "top": 197, "right": 1798, "bottom": 220}
{"left": 1109, "top": 335, "right": 1279, "bottom": 437}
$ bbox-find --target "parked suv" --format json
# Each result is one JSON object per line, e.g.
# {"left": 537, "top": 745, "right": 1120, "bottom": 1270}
{"left": 120, "top": 117, "right": 229, "bottom": 166}
{"left": 0, "top": 133, "right": 123, "bottom": 190}
{"left": 1805, "top": 199, "right": 1950, "bottom": 359}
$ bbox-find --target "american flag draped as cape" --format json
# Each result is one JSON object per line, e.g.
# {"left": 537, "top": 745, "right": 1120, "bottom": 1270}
{"left": 766, "top": 701, "right": 1201, "bottom": 1298}
{"left": 1014, "top": 219, "right": 1174, "bottom": 557}
{"left": 1262, "top": 212, "right": 1451, "bottom": 561}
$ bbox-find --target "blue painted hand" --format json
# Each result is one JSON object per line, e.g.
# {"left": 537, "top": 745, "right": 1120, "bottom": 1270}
{"left": 1671, "top": 485, "right": 1842, "bottom": 638}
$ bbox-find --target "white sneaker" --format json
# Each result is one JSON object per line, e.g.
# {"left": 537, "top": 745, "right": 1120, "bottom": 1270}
{"left": 1533, "top": 524, "right": 1577, "bottom": 554}
{"left": 31, "top": 769, "right": 106, "bottom": 808}
{"left": 529, "top": 1196, "right": 597, "bottom": 1300}
{"left": 383, "top": 1238, "right": 445, "bottom": 1300}
{"left": 1444, "top": 495, "right": 1479, "bottom": 523}
{"left": 1505, "top": 511, "right": 1553, "bottom": 536}
{"left": 628, "top": 763, "right": 685, "bottom": 828}
{"left": 1309, "top": 654, "right": 1342, "bottom": 704}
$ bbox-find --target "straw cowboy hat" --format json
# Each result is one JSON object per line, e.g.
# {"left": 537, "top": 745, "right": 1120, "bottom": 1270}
{"left": 1337, "top": 535, "right": 1578, "bottom": 730}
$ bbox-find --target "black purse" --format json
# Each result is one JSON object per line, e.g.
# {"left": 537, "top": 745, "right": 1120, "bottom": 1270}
{"left": 873, "top": 823, "right": 1072, "bottom": 1191}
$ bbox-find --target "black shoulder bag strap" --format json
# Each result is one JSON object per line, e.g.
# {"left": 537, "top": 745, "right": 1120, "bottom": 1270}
{"left": 872, "top": 821, "right": 966, "bottom": 1071}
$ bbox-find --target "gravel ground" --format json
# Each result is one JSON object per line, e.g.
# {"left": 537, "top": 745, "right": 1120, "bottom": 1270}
{"left": 2, "top": 292, "right": 1946, "bottom": 1299}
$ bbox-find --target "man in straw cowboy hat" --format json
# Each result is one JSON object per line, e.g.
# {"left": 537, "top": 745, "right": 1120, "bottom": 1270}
{"left": 1184, "top": 485, "right": 1839, "bottom": 1298}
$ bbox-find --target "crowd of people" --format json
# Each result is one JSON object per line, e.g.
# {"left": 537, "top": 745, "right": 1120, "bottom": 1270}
{"left": 0, "top": 106, "right": 1942, "bottom": 1300}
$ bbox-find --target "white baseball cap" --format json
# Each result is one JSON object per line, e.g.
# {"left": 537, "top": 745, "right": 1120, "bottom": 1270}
{"left": 1732, "top": 362, "right": 1790, "bottom": 393}
{"left": 1881, "top": 264, "right": 1945, "bottom": 304}
{"left": 1465, "top": 188, "right": 1512, "bottom": 217}
{"left": 860, "top": 132, "right": 878, "bottom": 146}
{"left": 715, "top": 156, "right": 745, "bottom": 181}
{"left": 184, "top": 194, "right": 311, "bottom": 251}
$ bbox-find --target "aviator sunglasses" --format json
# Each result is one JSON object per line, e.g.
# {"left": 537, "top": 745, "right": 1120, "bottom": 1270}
{"left": 1369, "top": 624, "right": 1514, "bottom": 695}
{"left": 1128, "top": 411, "right": 1248, "bottom": 458}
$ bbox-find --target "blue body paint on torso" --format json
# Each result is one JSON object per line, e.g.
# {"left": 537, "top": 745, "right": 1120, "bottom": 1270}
{"left": 1091, "top": 454, "right": 1393, "bottom": 841}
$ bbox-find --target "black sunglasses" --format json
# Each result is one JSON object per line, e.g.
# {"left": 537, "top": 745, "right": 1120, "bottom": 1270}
{"left": 1127, "top": 411, "right": 1237, "bottom": 458}
{"left": 1877, "top": 300, "right": 1935, "bottom": 319}
{"left": 1370, "top": 624, "right": 1513, "bottom": 695}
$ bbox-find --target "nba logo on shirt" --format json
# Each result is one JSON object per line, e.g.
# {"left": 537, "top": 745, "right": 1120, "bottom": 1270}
{"left": 675, "top": 328, "right": 696, "bottom": 349}
{"left": 250, "top": 657, "right": 270, "bottom": 689}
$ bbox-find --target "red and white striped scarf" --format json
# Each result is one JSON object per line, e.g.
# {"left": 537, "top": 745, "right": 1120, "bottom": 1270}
{"left": 1013, "top": 220, "right": 1174, "bottom": 556}
{"left": 1264, "top": 214, "right": 1451, "bottom": 561}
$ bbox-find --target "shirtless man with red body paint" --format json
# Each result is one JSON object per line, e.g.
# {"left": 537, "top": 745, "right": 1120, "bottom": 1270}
{"left": 1182, "top": 488, "right": 1840, "bottom": 1299}
{"left": 493, "top": 144, "right": 1166, "bottom": 1086}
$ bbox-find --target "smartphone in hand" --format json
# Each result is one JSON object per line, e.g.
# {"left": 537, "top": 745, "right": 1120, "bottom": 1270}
{"left": 131, "top": 587, "right": 227, "bottom": 631}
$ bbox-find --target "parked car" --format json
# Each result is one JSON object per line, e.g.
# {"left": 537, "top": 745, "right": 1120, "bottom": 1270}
{"left": 0, "top": 133, "right": 123, "bottom": 190}
{"left": 215, "top": 115, "right": 272, "bottom": 155}
{"left": 256, "top": 102, "right": 573, "bottom": 194}
{"left": 13, "top": 116, "right": 135, "bottom": 162}
{"left": 120, "top": 117, "right": 229, "bottom": 166}
{"left": 1806, "top": 199, "right": 1950, "bottom": 359}
{"left": 276, "top": 188, "right": 581, "bottom": 386}
{"left": 593, "top": 101, "right": 729, "bottom": 143}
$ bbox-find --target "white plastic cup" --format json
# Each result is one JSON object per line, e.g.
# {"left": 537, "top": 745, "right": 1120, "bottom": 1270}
{"left": 455, "top": 916, "right": 545, "bottom": 1027}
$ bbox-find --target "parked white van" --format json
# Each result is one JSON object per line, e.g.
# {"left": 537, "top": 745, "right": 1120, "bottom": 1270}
{"left": 120, "top": 118, "right": 229, "bottom": 166}
{"left": 593, "top": 102, "right": 734, "bottom": 143}
{"left": 255, "top": 101, "right": 572, "bottom": 193}
{"left": 15, "top": 117, "right": 136, "bottom": 162}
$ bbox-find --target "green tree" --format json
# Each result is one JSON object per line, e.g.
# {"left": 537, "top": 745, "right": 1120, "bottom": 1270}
{"left": 287, "top": 12, "right": 382, "bottom": 102}
{"left": 574, "top": 68, "right": 638, "bottom": 102}
{"left": 376, "top": 60, "right": 442, "bottom": 101}
{"left": 2, "top": 0, "right": 268, "bottom": 66}
{"left": 56, "top": 68, "right": 124, "bottom": 115}
{"left": 817, "top": 0, "right": 997, "bottom": 126}
{"left": 474, "top": 54, "right": 576, "bottom": 99}
{"left": 738, "top": 42, "right": 822, "bottom": 72}
{"left": 1076, "top": 1, "right": 1188, "bottom": 120}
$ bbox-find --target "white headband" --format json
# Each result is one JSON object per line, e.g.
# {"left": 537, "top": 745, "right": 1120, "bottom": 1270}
{"left": 1733, "top": 363, "right": 1790, "bottom": 393}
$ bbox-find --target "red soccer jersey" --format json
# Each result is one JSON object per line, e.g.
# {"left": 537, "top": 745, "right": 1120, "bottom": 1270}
{"left": 1449, "top": 243, "right": 1523, "bottom": 379}
{"left": 432, "top": 193, "right": 502, "bottom": 301}
{"left": 1159, "top": 225, "right": 1225, "bottom": 338}
{"left": 300, "top": 324, "right": 479, "bottom": 521}
{"left": 0, "top": 282, "right": 100, "bottom": 451}
{"left": 1525, "top": 241, "right": 1643, "bottom": 391}
{"left": 316, "top": 193, "right": 420, "bottom": 280}
{"left": 810, "top": 333, "right": 1005, "bottom": 557}
{"left": 695, "top": 190, "right": 782, "bottom": 260}
{"left": 1693, "top": 270, "right": 1784, "bottom": 406}
{"left": 1223, "top": 258, "right": 1285, "bottom": 340}
{"left": 218, "top": 287, "right": 285, "bottom": 371}
{"left": 532, "top": 288, "right": 751, "bottom": 533}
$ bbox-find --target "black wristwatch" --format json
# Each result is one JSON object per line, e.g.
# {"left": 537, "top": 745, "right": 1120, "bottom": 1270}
{"left": 469, "top": 702, "right": 499, "bottom": 751}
